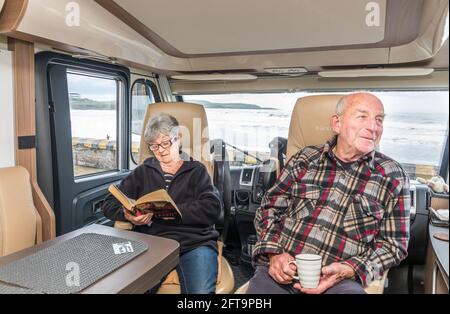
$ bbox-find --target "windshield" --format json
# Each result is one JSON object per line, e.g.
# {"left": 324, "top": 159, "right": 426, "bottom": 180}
{"left": 183, "top": 91, "right": 449, "bottom": 179}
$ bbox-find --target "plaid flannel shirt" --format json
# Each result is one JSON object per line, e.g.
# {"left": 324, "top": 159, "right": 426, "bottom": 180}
{"left": 253, "top": 136, "right": 410, "bottom": 287}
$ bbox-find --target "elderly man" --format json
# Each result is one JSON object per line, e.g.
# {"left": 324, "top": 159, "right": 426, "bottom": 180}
{"left": 247, "top": 92, "right": 410, "bottom": 294}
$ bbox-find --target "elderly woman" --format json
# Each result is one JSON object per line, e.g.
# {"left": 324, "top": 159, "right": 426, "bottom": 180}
{"left": 102, "top": 113, "right": 221, "bottom": 294}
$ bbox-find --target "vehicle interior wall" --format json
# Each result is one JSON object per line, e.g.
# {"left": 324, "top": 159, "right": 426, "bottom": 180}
{"left": 0, "top": 35, "right": 14, "bottom": 168}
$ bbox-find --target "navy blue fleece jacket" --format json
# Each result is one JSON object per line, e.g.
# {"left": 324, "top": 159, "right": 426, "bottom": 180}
{"left": 102, "top": 157, "right": 222, "bottom": 254}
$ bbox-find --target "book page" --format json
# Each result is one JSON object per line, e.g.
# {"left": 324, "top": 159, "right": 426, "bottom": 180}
{"left": 136, "top": 189, "right": 181, "bottom": 217}
{"left": 108, "top": 185, "right": 136, "bottom": 212}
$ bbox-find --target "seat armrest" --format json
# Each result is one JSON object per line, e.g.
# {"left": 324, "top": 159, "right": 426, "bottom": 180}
{"left": 157, "top": 240, "right": 235, "bottom": 294}
{"left": 364, "top": 270, "right": 390, "bottom": 294}
{"left": 114, "top": 221, "right": 133, "bottom": 230}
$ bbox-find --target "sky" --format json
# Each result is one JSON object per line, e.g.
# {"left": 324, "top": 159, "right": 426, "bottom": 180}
{"left": 67, "top": 72, "right": 117, "bottom": 101}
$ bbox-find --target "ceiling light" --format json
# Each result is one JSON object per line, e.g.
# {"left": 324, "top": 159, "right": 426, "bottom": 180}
{"left": 72, "top": 54, "right": 117, "bottom": 64}
{"left": 170, "top": 74, "right": 257, "bottom": 81}
{"left": 318, "top": 68, "right": 434, "bottom": 78}
{"left": 264, "top": 67, "right": 308, "bottom": 76}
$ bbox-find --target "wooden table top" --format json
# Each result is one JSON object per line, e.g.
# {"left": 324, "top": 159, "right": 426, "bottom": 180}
{"left": 0, "top": 224, "right": 179, "bottom": 294}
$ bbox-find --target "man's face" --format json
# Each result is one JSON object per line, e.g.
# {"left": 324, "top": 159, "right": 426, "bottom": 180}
{"left": 333, "top": 95, "right": 385, "bottom": 157}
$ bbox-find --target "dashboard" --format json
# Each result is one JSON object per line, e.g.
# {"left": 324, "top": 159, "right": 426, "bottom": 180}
{"left": 233, "top": 165, "right": 269, "bottom": 212}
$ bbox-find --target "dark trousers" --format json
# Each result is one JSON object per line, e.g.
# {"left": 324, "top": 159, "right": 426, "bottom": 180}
{"left": 246, "top": 266, "right": 366, "bottom": 294}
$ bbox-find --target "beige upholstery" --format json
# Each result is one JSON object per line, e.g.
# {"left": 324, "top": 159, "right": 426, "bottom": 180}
{"left": 215, "top": 241, "right": 235, "bottom": 294}
{"left": 0, "top": 166, "right": 42, "bottom": 257}
{"left": 114, "top": 221, "right": 133, "bottom": 230}
{"left": 234, "top": 281, "right": 249, "bottom": 294}
{"left": 115, "top": 101, "right": 234, "bottom": 293}
{"left": 286, "top": 95, "right": 342, "bottom": 160}
{"left": 364, "top": 270, "right": 389, "bottom": 294}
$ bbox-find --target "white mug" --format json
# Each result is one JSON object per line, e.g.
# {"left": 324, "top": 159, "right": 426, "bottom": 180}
{"left": 289, "top": 253, "right": 322, "bottom": 288}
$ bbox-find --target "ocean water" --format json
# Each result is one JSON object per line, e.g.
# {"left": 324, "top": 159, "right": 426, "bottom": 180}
{"left": 380, "top": 112, "right": 448, "bottom": 166}
{"left": 70, "top": 109, "right": 448, "bottom": 167}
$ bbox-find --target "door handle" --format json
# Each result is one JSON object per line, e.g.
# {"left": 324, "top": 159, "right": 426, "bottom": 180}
{"left": 91, "top": 200, "right": 104, "bottom": 216}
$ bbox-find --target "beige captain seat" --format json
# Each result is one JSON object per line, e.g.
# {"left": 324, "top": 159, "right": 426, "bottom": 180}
{"left": 286, "top": 95, "right": 343, "bottom": 160}
{"left": 115, "top": 102, "right": 234, "bottom": 294}
{"left": 0, "top": 166, "right": 43, "bottom": 257}
{"left": 235, "top": 95, "right": 388, "bottom": 294}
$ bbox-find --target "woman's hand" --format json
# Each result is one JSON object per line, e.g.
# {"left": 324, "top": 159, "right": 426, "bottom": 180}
{"left": 123, "top": 208, "right": 154, "bottom": 226}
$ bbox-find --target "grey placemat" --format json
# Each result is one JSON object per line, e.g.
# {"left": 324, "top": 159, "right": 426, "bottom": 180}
{"left": 0, "top": 233, "right": 148, "bottom": 294}
{"left": 0, "top": 282, "right": 42, "bottom": 294}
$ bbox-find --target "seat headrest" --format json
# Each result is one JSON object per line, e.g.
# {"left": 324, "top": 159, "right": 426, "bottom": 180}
{"left": 286, "top": 95, "right": 343, "bottom": 160}
{"left": 139, "top": 102, "right": 212, "bottom": 175}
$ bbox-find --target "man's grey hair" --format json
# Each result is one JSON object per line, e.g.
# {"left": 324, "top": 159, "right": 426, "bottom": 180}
{"left": 144, "top": 113, "right": 180, "bottom": 143}
{"left": 335, "top": 96, "right": 348, "bottom": 116}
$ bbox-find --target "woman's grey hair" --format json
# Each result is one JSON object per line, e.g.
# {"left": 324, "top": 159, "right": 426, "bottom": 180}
{"left": 144, "top": 113, "right": 180, "bottom": 143}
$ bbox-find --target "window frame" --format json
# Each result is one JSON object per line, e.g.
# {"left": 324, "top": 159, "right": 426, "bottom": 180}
{"left": 35, "top": 51, "right": 131, "bottom": 235}
{"left": 438, "top": 128, "right": 449, "bottom": 180}
{"left": 130, "top": 78, "right": 161, "bottom": 166}
{"left": 66, "top": 69, "right": 127, "bottom": 180}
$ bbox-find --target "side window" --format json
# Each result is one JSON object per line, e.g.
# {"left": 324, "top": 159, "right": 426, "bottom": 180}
{"left": 374, "top": 91, "right": 449, "bottom": 180}
{"left": 67, "top": 72, "right": 119, "bottom": 177}
{"left": 130, "top": 79, "right": 159, "bottom": 165}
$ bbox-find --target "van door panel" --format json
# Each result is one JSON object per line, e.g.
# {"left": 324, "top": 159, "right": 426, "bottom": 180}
{"left": 36, "top": 52, "right": 131, "bottom": 235}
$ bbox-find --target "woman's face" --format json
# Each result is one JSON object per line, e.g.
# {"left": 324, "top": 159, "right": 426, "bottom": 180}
{"left": 149, "top": 133, "right": 181, "bottom": 164}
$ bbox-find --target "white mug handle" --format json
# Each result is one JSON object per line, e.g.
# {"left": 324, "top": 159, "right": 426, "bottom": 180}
{"left": 288, "top": 261, "right": 299, "bottom": 281}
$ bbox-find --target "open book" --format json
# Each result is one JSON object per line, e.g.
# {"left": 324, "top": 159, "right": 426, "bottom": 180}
{"left": 108, "top": 185, "right": 182, "bottom": 220}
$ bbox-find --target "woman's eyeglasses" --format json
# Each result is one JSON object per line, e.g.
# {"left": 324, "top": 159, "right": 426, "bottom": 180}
{"left": 148, "top": 137, "right": 176, "bottom": 152}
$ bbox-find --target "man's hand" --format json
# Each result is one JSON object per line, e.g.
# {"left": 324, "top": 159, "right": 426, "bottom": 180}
{"left": 293, "top": 262, "right": 355, "bottom": 294}
{"left": 268, "top": 253, "right": 297, "bottom": 284}
{"left": 124, "top": 208, "right": 154, "bottom": 226}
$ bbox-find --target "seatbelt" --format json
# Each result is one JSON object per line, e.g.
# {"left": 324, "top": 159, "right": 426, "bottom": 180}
{"left": 211, "top": 139, "right": 228, "bottom": 242}
{"left": 269, "top": 137, "right": 287, "bottom": 170}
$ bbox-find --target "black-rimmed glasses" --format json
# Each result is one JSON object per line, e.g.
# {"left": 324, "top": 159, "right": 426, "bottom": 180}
{"left": 147, "top": 137, "right": 177, "bottom": 152}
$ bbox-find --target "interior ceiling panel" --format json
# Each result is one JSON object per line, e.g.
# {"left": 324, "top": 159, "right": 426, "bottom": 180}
{"left": 12, "top": 0, "right": 445, "bottom": 73}
{"left": 111, "top": 0, "right": 389, "bottom": 55}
